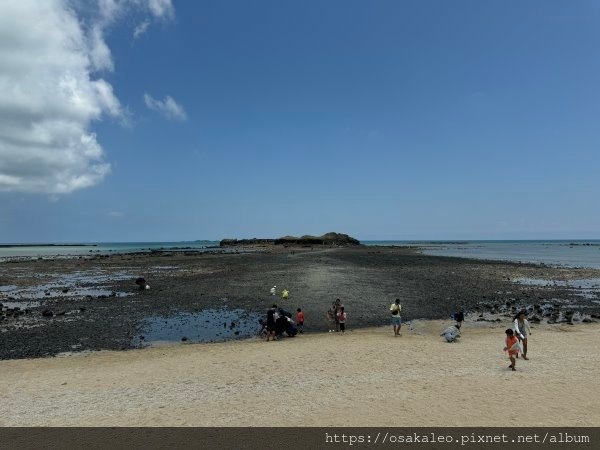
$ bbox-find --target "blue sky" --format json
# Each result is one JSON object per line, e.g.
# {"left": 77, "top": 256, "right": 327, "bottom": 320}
{"left": 1, "top": 0, "right": 599, "bottom": 242}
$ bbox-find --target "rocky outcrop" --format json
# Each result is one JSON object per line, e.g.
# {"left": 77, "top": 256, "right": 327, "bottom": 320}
{"left": 220, "top": 232, "right": 360, "bottom": 247}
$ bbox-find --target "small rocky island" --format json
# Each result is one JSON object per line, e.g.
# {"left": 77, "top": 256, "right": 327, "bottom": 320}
{"left": 220, "top": 232, "right": 360, "bottom": 247}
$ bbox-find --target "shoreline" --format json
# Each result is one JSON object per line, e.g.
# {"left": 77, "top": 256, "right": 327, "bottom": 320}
{"left": 1, "top": 318, "right": 599, "bottom": 426}
{"left": 1, "top": 246, "right": 599, "bottom": 360}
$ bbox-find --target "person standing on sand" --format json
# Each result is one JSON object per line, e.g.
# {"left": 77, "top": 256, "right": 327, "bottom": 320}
{"left": 390, "top": 299, "right": 402, "bottom": 336}
{"left": 337, "top": 307, "right": 347, "bottom": 333}
{"left": 451, "top": 309, "right": 464, "bottom": 329}
{"left": 266, "top": 304, "right": 277, "bottom": 342}
{"left": 333, "top": 298, "right": 342, "bottom": 332}
{"left": 513, "top": 311, "right": 532, "bottom": 360}
{"left": 504, "top": 328, "right": 520, "bottom": 371}
{"left": 296, "top": 308, "right": 305, "bottom": 334}
{"left": 325, "top": 308, "right": 336, "bottom": 332}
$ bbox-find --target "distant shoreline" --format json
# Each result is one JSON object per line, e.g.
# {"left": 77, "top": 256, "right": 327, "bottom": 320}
{"left": 0, "top": 244, "right": 97, "bottom": 248}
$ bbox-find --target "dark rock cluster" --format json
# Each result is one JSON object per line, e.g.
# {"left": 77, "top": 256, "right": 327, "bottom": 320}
{"left": 220, "top": 232, "right": 360, "bottom": 247}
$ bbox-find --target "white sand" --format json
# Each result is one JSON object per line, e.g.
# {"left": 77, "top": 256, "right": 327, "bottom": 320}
{"left": 1, "top": 320, "right": 599, "bottom": 426}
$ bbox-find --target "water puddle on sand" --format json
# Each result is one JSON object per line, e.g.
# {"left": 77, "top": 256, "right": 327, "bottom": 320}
{"left": 134, "top": 308, "right": 263, "bottom": 346}
{"left": 513, "top": 278, "right": 600, "bottom": 300}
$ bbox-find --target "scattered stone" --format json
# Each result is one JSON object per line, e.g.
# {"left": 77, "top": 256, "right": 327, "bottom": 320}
{"left": 42, "top": 309, "right": 53, "bottom": 317}
{"left": 181, "top": 337, "right": 188, "bottom": 342}
{"left": 62, "top": 288, "right": 69, "bottom": 294}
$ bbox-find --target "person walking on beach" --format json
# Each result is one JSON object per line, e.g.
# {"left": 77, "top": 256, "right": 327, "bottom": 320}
{"left": 266, "top": 304, "right": 277, "bottom": 342}
{"left": 270, "top": 285, "right": 276, "bottom": 296}
{"left": 390, "top": 299, "right": 402, "bottom": 336}
{"left": 296, "top": 308, "right": 305, "bottom": 334}
{"left": 337, "top": 307, "right": 347, "bottom": 334}
{"left": 504, "top": 328, "right": 521, "bottom": 371}
{"left": 513, "top": 311, "right": 532, "bottom": 360}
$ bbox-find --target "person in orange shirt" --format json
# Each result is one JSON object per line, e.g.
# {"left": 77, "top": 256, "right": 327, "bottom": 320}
{"left": 296, "top": 308, "right": 305, "bottom": 334}
{"left": 503, "top": 328, "right": 520, "bottom": 371}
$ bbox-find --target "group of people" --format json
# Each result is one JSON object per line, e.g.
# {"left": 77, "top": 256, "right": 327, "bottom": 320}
{"left": 263, "top": 305, "right": 305, "bottom": 341}
{"left": 325, "top": 298, "right": 347, "bottom": 333}
{"left": 392, "top": 301, "right": 533, "bottom": 372}
{"left": 504, "top": 310, "right": 532, "bottom": 370}
{"left": 263, "top": 290, "right": 534, "bottom": 372}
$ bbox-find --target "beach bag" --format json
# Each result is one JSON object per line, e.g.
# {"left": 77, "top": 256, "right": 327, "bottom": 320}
{"left": 390, "top": 304, "right": 401, "bottom": 315}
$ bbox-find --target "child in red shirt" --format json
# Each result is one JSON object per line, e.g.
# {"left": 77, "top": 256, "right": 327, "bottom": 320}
{"left": 296, "top": 308, "right": 305, "bottom": 334}
{"left": 337, "top": 307, "right": 347, "bottom": 333}
{"left": 504, "top": 328, "right": 519, "bottom": 371}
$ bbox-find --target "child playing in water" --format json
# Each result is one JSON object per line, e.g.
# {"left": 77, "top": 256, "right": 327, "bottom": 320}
{"left": 504, "top": 328, "right": 520, "bottom": 371}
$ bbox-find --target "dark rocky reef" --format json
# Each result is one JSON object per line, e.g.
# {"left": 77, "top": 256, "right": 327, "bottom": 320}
{"left": 220, "top": 232, "right": 360, "bottom": 247}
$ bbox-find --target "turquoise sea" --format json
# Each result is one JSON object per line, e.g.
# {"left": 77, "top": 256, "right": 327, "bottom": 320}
{"left": 0, "top": 241, "right": 219, "bottom": 258}
{"left": 364, "top": 240, "right": 600, "bottom": 269}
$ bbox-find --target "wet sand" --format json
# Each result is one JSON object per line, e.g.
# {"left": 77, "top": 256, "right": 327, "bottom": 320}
{"left": 1, "top": 318, "right": 599, "bottom": 426}
{"left": 1, "top": 246, "right": 600, "bottom": 359}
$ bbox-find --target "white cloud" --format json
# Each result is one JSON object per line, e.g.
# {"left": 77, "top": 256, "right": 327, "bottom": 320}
{"left": 133, "top": 21, "right": 151, "bottom": 39}
{"left": 144, "top": 93, "right": 187, "bottom": 121}
{"left": 0, "top": 0, "right": 175, "bottom": 195}
{"left": 109, "top": 210, "right": 125, "bottom": 217}
{"left": 146, "top": 0, "right": 175, "bottom": 19}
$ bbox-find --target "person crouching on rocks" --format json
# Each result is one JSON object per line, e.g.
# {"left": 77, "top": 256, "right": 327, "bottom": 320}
{"left": 135, "top": 277, "right": 150, "bottom": 290}
{"left": 513, "top": 311, "right": 531, "bottom": 360}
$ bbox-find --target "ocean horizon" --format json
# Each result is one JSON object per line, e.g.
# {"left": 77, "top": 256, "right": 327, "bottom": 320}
{"left": 1, "top": 239, "right": 600, "bottom": 269}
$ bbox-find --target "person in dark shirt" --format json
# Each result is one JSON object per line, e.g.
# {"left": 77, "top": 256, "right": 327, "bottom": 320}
{"left": 266, "top": 304, "right": 277, "bottom": 342}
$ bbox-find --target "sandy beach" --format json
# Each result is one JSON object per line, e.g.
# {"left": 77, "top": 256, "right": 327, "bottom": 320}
{"left": 1, "top": 318, "right": 599, "bottom": 427}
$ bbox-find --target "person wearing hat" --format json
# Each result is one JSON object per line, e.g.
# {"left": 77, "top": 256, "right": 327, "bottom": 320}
{"left": 390, "top": 299, "right": 402, "bottom": 336}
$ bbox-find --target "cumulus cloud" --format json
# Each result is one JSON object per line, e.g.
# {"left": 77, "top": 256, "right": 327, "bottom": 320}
{"left": 0, "top": 0, "right": 175, "bottom": 195}
{"left": 144, "top": 93, "right": 187, "bottom": 121}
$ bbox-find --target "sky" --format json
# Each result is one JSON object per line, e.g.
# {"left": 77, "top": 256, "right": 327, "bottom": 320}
{"left": 1, "top": 0, "right": 600, "bottom": 242}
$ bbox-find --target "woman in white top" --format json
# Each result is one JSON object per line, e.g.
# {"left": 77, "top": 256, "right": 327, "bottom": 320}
{"left": 513, "top": 311, "right": 532, "bottom": 360}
